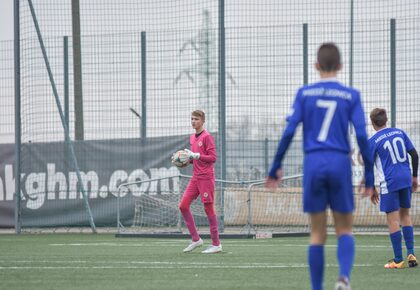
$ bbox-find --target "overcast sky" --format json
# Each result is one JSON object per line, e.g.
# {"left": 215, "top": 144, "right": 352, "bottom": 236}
{"left": 1, "top": 0, "right": 419, "bottom": 144}
{"left": 0, "top": 1, "right": 14, "bottom": 41}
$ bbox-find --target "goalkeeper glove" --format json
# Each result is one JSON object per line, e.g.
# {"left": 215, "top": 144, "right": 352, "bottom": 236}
{"left": 184, "top": 148, "right": 200, "bottom": 160}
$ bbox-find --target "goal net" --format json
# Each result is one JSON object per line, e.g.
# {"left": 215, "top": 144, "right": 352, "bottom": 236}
{"left": 116, "top": 174, "right": 309, "bottom": 236}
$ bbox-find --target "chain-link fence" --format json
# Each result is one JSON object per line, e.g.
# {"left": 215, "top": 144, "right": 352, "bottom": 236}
{"left": 1, "top": 0, "right": 420, "bottom": 231}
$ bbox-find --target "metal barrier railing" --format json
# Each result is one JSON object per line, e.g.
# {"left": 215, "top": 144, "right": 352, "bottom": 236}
{"left": 116, "top": 174, "right": 303, "bottom": 234}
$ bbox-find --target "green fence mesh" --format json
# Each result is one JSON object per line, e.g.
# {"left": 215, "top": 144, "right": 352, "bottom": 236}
{"left": 0, "top": 40, "right": 14, "bottom": 144}
{"left": 0, "top": 0, "right": 419, "bottom": 231}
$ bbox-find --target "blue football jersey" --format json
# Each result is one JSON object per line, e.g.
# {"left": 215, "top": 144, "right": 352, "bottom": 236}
{"left": 370, "top": 127, "right": 414, "bottom": 193}
{"left": 269, "top": 79, "right": 374, "bottom": 187}
{"left": 289, "top": 80, "right": 366, "bottom": 153}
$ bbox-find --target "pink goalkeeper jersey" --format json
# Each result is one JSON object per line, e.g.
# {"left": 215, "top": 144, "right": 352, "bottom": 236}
{"left": 190, "top": 130, "right": 217, "bottom": 179}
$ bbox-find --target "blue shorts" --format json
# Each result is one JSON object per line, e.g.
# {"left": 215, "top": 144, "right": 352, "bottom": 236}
{"left": 380, "top": 187, "right": 411, "bottom": 213}
{"left": 303, "top": 151, "right": 353, "bottom": 214}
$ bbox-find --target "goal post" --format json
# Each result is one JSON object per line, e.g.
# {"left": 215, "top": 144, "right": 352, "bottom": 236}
{"left": 116, "top": 174, "right": 308, "bottom": 238}
{"left": 244, "top": 174, "right": 306, "bottom": 236}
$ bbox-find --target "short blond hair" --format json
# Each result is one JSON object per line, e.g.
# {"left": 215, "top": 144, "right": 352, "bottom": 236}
{"left": 191, "top": 110, "right": 205, "bottom": 121}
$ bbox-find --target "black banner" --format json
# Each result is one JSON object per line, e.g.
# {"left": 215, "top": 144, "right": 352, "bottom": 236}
{"left": 0, "top": 136, "right": 191, "bottom": 227}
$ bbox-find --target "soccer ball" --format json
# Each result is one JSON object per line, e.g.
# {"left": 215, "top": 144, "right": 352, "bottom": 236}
{"left": 171, "top": 150, "right": 190, "bottom": 168}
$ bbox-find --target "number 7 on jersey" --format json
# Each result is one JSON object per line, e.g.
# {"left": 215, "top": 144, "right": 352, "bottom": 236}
{"left": 316, "top": 99, "right": 337, "bottom": 142}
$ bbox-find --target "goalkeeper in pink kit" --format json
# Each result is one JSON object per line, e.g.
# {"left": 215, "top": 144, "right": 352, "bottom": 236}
{"left": 179, "top": 110, "right": 222, "bottom": 254}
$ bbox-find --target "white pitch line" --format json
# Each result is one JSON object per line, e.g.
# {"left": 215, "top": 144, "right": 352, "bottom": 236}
{"left": 47, "top": 242, "right": 420, "bottom": 249}
{"left": 0, "top": 263, "right": 375, "bottom": 270}
{"left": 49, "top": 243, "right": 171, "bottom": 247}
{"left": 271, "top": 244, "right": 420, "bottom": 249}
{"left": 2, "top": 260, "right": 293, "bottom": 266}
{"left": 0, "top": 260, "right": 375, "bottom": 267}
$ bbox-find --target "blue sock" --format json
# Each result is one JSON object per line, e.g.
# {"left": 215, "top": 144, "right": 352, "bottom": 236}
{"left": 390, "top": 231, "right": 403, "bottom": 262}
{"left": 308, "top": 245, "right": 324, "bottom": 290}
{"left": 337, "top": 234, "right": 355, "bottom": 280}
{"left": 402, "top": 226, "right": 415, "bottom": 256}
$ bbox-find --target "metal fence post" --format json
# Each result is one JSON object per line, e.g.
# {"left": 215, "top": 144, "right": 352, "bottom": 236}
{"left": 349, "top": 0, "right": 354, "bottom": 86}
{"left": 390, "top": 18, "right": 396, "bottom": 128}
{"left": 303, "top": 23, "right": 308, "bottom": 85}
{"left": 63, "top": 36, "right": 70, "bottom": 198}
{"left": 64, "top": 36, "right": 69, "bottom": 137}
{"left": 72, "top": 0, "right": 84, "bottom": 140}
{"left": 141, "top": 31, "right": 147, "bottom": 139}
{"left": 218, "top": 0, "right": 226, "bottom": 232}
{"left": 14, "top": 0, "right": 22, "bottom": 234}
